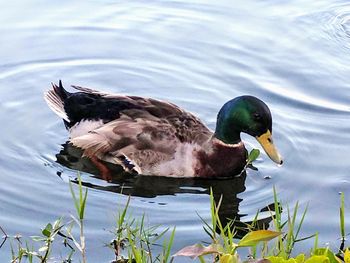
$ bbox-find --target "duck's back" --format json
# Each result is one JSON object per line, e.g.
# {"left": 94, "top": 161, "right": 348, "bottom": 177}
{"left": 45, "top": 82, "right": 213, "bottom": 176}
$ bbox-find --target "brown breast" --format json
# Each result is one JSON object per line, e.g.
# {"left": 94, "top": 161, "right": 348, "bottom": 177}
{"left": 194, "top": 140, "right": 247, "bottom": 178}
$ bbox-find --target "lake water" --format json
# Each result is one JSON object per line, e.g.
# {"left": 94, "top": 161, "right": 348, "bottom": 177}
{"left": 1, "top": 0, "right": 350, "bottom": 261}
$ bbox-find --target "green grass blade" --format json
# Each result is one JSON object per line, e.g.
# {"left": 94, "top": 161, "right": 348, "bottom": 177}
{"left": 163, "top": 227, "right": 176, "bottom": 263}
{"left": 79, "top": 186, "right": 88, "bottom": 220}
{"left": 340, "top": 192, "right": 345, "bottom": 240}
{"left": 69, "top": 180, "right": 80, "bottom": 216}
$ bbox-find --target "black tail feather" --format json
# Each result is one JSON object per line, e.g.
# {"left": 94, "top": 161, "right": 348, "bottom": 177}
{"left": 52, "top": 80, "right": 70, "bottom": 100}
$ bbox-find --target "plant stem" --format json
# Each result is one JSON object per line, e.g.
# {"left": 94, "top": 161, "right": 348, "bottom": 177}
{"left": 80, "top": 218, "right": 86, "bottom": 263}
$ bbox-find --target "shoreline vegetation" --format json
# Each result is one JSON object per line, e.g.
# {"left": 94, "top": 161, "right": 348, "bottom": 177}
{"left": 1, "top": 152, "right": 348, "bottom": 262}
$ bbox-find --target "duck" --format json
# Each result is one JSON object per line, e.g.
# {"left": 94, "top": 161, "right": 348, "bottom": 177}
{"left": 44, "top": 81, "right": 283, "bottom": 180}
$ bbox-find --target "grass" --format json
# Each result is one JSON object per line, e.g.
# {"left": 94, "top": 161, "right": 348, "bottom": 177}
{"left": 110, "top": 195, "right": 176, "bottom": 263}
{"left": 175, "top": 186, "right": 349, "bottom": 263}
{"left": 68, "top": 173, "right": 88, "bottom": 263}
{"left": 0, "top": 169, "right": 348, "bottom": 262}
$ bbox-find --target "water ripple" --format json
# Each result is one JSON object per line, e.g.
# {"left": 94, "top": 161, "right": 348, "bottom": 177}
{"left": 1, "top": 1, "right": 350, "bottom": 261}
{"left": 328, "top": 3, "right": 350, "bottom": 49}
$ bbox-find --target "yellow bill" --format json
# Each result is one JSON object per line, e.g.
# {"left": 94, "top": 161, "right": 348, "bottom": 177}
{"left": 256, "top": 130, "right": 283, "bottom": 165}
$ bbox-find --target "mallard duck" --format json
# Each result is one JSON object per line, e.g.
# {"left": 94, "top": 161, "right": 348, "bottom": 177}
{"left": 44, "top": 81, "right": 282, "bottom": 180}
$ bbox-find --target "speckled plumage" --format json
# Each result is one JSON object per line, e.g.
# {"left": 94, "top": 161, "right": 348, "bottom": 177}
{"left": 44, "top": 81, "right": 247, "bottom": 178}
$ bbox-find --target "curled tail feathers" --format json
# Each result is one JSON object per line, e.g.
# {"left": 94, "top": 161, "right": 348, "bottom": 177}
{"left": 44, "top": 80, "right": 70, "bottom": 122}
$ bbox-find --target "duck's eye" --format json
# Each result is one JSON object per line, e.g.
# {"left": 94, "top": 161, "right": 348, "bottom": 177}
{"left": 253, "top": 113, "right": 261, "bottom": 120}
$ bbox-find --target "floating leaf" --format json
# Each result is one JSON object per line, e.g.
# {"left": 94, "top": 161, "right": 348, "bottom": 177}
{"left": 238, "top": 230, "right": 282, "bottom": 247}
{"left": 173, "top": 244, "right": 222, "bottom": 259}
{"left": 248, "top": 149, "right": 260, "bottom": 162}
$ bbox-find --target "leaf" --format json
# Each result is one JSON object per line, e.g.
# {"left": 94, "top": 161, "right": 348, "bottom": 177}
{"left": 304, "top": 255, "right": 330, "bottom": 263}
{"left": 31, "top": 236, "right": 46, "bottom": 242}
{"left": 42, "top": 223, "right": 52, "bottom": 237}
{"left": 220, "top": 253, "right": 239, "bottom": 263}
{"left": 173, "top": 244, "right": 222, "bottom": 259}
{"left": 345, "top": 249, "right": 350, "bottom": 263}
{"left": 266, "top": 256, "right": 286, "bottom": 263}
{"left": 246, "top": 259, "right": 272, "bottom": 263}
{"left": 266, "top": 257, "right": 303, "bottom": 263}
{"left": 340, "top": 192, "right": 345, "bottom": 239}
{"left": 295, "top": 254, "right": 305, "bottom": 263}
{"left": 314, "top": 248, "right": 342, "bottom": 263}
{"left": 163, "top": 227, "right": 176, "bottom": 262}
{"left": 248, "top": 149, "right": 260, "bottom": 162}
{"left": 238, "top": 230, "right": 282, "bottom": 247}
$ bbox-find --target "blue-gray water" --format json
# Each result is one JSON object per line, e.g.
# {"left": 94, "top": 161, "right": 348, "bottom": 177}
{"left": 1, "top": 0, "right": 350, "bottom": 261}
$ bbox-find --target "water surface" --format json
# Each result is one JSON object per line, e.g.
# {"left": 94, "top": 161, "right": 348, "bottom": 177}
{"left": 1, "top": 0, "right": 350, "bottom": 261}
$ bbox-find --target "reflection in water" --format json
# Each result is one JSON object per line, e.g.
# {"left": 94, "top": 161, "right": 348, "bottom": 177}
{"left": 57, "top": 142, "right": 275, "bottom": 238}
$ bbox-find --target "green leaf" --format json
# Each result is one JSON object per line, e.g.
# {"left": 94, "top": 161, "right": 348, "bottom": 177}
{"left": 266, "top": 256, "right": 303, "bottom": 263}
{"left": 340, "top": 192, "right": 345, "bottom": 239}
{"left": 247, "top": 259, "right": 273, "bottom": 263}
{"left": 42, "top": 223, "right": 52, "bottom": 237}
{"left": 219, "top": 253, "right": 239, "bottom": 263}
{"left": 163, "top": 227, "right": 176, "bottom": 262}
{"left": 238, "top": 230, "right": 282, "bottom": 247}
{"left": 31, "top": 236, "right": 46, "bottom": 242}
{"left": 266, "top": 256, "right": 286, "bottom": 263}
{"left": 295, "top": 254, "right": 305, "bottom": 263}
{"left": 248, "top": 149, "right": 260, "bottom": 162}
{"left": 304, "top": 255, "right": 330, "bottom": 263}
{"left": 314, "top": 248, "right": 341, "bottom": 263}
{"left": 344, "top": 248, "right": 350, "bottom": 263}
{"left": 79, "top": 186, "right": 88, "bottom": 220}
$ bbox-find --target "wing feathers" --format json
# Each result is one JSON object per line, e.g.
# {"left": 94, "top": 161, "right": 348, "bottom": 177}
{"left": 71, "top": 132, "right": 111, "bottom": 157}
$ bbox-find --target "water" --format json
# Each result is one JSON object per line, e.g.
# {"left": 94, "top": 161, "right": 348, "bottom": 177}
{"left": 1, "top": 0, "right": 350, "bottom": 261}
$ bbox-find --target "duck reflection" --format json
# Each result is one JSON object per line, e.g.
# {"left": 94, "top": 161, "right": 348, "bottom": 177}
{"left": 56, "top": 142, "right": 275, "bottom": 238}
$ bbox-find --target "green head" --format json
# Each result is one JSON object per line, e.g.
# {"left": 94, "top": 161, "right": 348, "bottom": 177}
{"left": 214, "top": 96, "right": 283, "bottom": 165}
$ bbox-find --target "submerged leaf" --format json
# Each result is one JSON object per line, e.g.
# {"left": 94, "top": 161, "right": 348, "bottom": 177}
{"left": 238, "top": 230, "right": 282, "bottom": 247}
{"left": 173, "top": 243, "right": 222, "bottom": 259}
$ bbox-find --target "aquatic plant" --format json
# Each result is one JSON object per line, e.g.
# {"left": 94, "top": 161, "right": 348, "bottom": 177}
{"left": 68, "top": 173, "right": 88, "bottom": 263}
{"left": 109, "top": 195, "right": 176, "bottom": 263}
{"left": 174, "top": 187, "right": 349, "bottom": 263}
{"left": 1, "top": 166, "right": 349, "bottom": 263}
{"left": 173, "top": 188, "right": 282, "bottom": 262}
